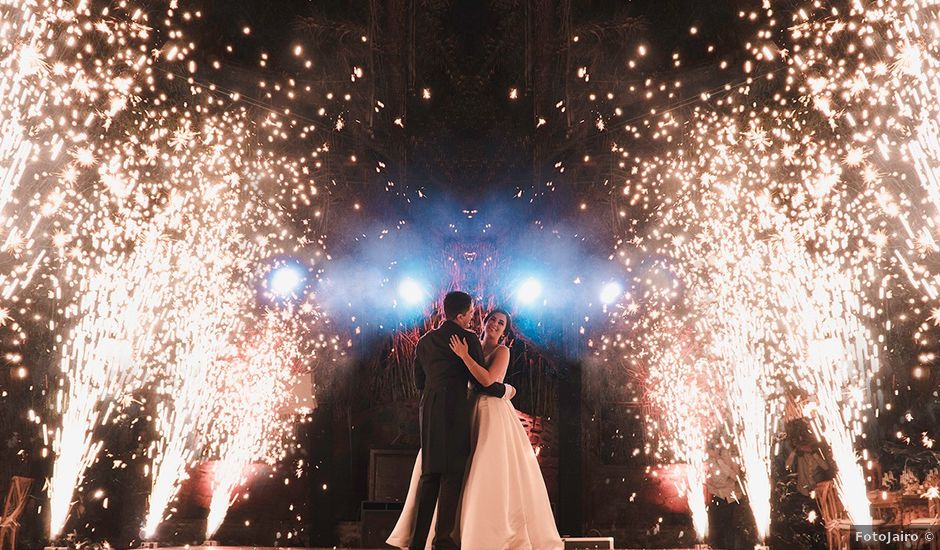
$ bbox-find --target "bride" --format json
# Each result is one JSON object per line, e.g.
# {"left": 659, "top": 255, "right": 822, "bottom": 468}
{"left": 387, "top": 309, "right": 563, "bottom": 550}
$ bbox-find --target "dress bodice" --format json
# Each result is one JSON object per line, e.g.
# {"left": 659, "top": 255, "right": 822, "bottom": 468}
{"left": 482, "top": 344, "right": 508, "bottom": 383}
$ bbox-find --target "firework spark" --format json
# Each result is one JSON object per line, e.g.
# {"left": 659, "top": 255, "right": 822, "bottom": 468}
{"left": 0, "top": 0, "right": 145, "bottom": 303}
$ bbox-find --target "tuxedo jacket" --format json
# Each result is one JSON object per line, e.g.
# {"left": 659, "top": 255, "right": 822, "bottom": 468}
{"left": 414, "top": 319, "right": 507, "bottom": 473}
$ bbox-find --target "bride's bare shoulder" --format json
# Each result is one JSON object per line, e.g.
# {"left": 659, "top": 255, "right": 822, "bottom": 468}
{"left": 485, "top": 345, "right": 510, "bottom": 364}
{"left": 492, "top": 345, "right": 510, "bottom": 359}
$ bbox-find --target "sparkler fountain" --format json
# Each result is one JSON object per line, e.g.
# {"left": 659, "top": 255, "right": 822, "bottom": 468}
{"left": 600, "top": 0, "right": 940, "bottom": 534}
{"left": 18, "top": 0, "right": 335, "bottom": 536}
{"left": 772, "top": 0, "right": 940, "bottom": 524}
{"left": 619, "top": 96, "right": 884, "bottom": 536}
{"left": 141, "top": 212, "right": 249, "bottom": 538}
{"left": 49, "top": 210, "right": 182, "bottom": 538}
{"left": 680, "top": 198, "right": 783, "bottom": 543}
{"left": 644, "top": 333, "right": 716, "bottom": 543}
{"left": 41, "top": 53, "right": 325, "bottom": 546}
{"left": 136, "top": 109, "right": 310, "bottom": 538}
{"left": 0, "top": 5, "right": 149, "bottom": 535}
{"left": 204, "top": 315, "right": 304, "bottom": 539}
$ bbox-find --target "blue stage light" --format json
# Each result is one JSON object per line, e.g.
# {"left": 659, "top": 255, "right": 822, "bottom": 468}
{"left": 270, "top": 264, "right": 306, "bottom": 297}
{"left": 398, "top": 278, "right": 427, "bottom": 305}
{"left": 516, "top": 277, "right": 544, "bottom": 305}
{"left": 600, "top": 281, "right": 623, "bottom": 304}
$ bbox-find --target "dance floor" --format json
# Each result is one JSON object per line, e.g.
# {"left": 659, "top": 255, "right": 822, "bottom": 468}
{"left": 156, "top": 548, "right": 623, "bottom": 550}
{"left": 157, "top": 540, "right": 676, "bottom": 550}
{"left": 158, "top": 548, "right": 633, "bottom": 550}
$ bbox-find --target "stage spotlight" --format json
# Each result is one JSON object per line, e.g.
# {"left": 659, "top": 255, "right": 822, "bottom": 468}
{"left": 398, "top": 278, "right": 427, "bottom": 305}
{"left": 270, "top": 264, "right": 306, "bottom": 297}
{"left": 600, "top": 281, "right": 623, "bottom": 304}
{"left": 516, "top": 277, "right": 543, "bottom": 305}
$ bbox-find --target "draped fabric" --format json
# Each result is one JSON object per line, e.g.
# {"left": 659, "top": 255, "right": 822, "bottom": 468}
{"left": 387, "top": 395, "right": 562, "bottom": 550}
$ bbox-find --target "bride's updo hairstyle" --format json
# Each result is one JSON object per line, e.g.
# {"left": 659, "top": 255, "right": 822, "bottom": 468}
{"left": 484, "top": 308, "right": 514, "bottom": 343}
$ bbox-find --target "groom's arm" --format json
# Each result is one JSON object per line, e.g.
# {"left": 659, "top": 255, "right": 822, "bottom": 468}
{"left": 478, "top": 381, "right": 511, "bottom": 398}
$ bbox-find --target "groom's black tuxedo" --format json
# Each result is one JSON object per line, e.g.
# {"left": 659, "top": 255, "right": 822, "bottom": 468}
{"left": 410, "top": 319, "right": 508, "bottom": 550}
{"left": 414, "top": 319, "right": 508, "bottom": 473}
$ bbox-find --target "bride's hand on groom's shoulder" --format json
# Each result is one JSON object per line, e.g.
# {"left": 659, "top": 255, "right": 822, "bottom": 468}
{"left": 449, "top": 334, "right": 470, "bottom": 360}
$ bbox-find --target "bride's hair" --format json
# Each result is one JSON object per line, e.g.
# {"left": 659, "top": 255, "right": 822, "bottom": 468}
{"left": 484, "top": 308, "right": 514, "bottom": 343}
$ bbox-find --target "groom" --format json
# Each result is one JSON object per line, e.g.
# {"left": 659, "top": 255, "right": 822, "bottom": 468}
{"left": 409, "top": 290, "right": 516, "bottom": 550}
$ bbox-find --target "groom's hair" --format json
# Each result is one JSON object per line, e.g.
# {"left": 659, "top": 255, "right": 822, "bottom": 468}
{"left": 443, "top": 291, "right": 473, "bottom": 320}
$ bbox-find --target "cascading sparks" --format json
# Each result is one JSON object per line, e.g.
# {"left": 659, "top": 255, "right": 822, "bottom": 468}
{"left": 613, "top": 99, "right": 882, "bottom": 533}
{"left": 603, "top": 0, "right": 940, "bottom": 533}
{"left": 29, "top": 1, "right": 334, "bottom": 539}
{"left": 0, "top": 0, "right": 146, "bottom": 304}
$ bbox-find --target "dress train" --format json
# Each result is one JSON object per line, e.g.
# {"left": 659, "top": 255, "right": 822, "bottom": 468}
{"left": 387, "top": 395, "right": 562, "bottom": 550}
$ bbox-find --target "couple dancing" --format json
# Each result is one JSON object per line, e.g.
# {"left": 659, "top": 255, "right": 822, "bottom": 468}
{"left": 387, "top": 291, "right": 563, "bottom": 550}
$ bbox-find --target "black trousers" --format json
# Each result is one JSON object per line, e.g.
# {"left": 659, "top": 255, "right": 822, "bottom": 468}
{"left": 410, "top": 467, "right": 465, "bottom": 550}
{"left": 708, "top": 497, "right": 756, "bottom": 550}
{"left": 708, "top": 497, "right": 738, "bottom": 550}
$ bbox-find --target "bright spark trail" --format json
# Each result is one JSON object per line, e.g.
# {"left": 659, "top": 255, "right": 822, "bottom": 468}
{"left": 0, "top": 0, "right": 145, "bottom": 303}
{"left": 0, "top": 0, "right": 56, "bottom": 302}
{"left": 119, "top": 107, "right": 316, "bottom": 538}
{"left": 637, "top": 320, "right": 718, "bottom": 542}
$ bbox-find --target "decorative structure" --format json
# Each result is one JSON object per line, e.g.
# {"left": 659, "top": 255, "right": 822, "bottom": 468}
{"left": 0, "top": 477, "right": 32, "bottom": 550}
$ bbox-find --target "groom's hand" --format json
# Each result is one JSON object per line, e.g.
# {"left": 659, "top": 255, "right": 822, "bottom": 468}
{"left": 503, "top": 383, "right": 516, "bottom": 400}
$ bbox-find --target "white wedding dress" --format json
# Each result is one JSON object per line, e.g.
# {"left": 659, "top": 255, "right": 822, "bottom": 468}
{"left": 387, "top": 367, "right": 563, "bottom": 550}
